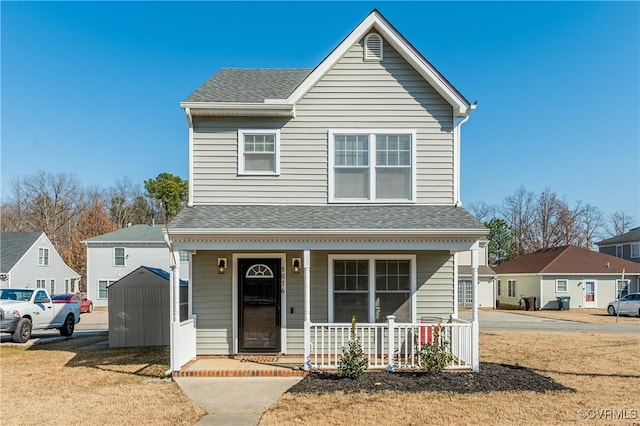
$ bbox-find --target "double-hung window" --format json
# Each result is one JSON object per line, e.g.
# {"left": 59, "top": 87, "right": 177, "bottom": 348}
{"left": 497, "top": 280, "right": 502, "bottom": 296}
{"left": 555, "top": 279, "right": 568, "bottom": 292}
{"left": 38, "top": 248, "right": 49, "bottom": 266}
{"left": 98, "top": 279, "right": 116, "bottom": 299}
{"left": 631, "top": 243, "right": 640, "bottom": 258}
{"left": 114, "top": 247, "right": 126, "bottom": 266}
{"left": 329, "top": 130, "right": 415, "bottom": 202}
{"left": 36, "top": 279, "right": 46, "bottom": 289}
{"left": 238, "top": 129, "right": 280, "bottom": 175}
{"left": 615, "top": 245, "right": 623, "bottom": 258}
{"left": 331, "top": 255, "right": 414, "bottom": 323}
{"left": 508, "top": 280, "right": 517, "bottom": 298}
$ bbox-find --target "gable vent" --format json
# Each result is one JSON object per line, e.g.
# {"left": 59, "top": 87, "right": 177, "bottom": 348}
{"left": 364, "top": 33, "right": 383, "bottom": 61}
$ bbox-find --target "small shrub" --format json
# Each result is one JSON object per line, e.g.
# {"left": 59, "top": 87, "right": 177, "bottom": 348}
{"left": 337, "top": 315, "right": 369, "bottom": 379}
{"left": 416, "top": 325, "right": 453, "bottom": 373}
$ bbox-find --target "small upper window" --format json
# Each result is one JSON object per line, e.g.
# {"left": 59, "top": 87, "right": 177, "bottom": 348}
{"left": 114, "top": 247, "right": 126, "bottom": 266}
{"left": 631, "top": 243, "right": 640, "bottom": 258}
{"left": 364, "top": 33, "right": 383, "bottom": 61}
{"left": 38, "top": 248, "right": 49, "bottom": 266}
{"left": 615, "top": 245, "right": 623, "bottom": 258}
{"left": 238, "top": 129, "right": 280, "bottom": 175}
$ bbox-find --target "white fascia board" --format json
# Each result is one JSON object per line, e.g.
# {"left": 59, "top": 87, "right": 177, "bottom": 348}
{"left": 180, "top": 102, "right": 295, "bottom": 117}
{"left": 286, "top": 11, "right": 469, "bottom": 116}
{"left": 168, "top": 228, "right": 488, "bottom": 239}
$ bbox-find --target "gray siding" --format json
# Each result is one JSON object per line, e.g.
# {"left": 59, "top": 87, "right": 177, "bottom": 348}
{"left": 191, "top": 36, "right": 454, "bottom": 205}
{"left": 415, "top": 251, "right": 455, "bottom": 319}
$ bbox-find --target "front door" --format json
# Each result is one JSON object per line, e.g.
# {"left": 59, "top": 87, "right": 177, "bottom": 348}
{"left": 583, "top": 280, "right": 596, "bottom": 308}
{"left": 238, "top": 259, "right": 281, "bottom": 352}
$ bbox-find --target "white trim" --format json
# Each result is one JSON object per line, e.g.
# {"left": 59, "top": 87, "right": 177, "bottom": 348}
{"left": 232, "top": 253, "right": 287, "bottom": 354}
{"left": 286, "top": 11, "right": 469, "bottom": 116}
{"left": 237, "top": 129, "right": 281, "bottom": 176}
{"left": 186, "top": 108, "right": 194, "bottom": 207}
{"left": 555, "top": 279, "right": 568, "bottom": 293}
{"left": 452, "top": 252, "right": 459, "bottom": 317}
{"left": 328, "top": 129, "right": 417, "bottom": 203}
{"left": 630, "top": 243, "right": 640, "bottom": 258}
{"left": 583, "top": 279, "right": 597, "bottom": 308}
{"left": 364, "top": 32, "right": 383, "bottom": 61}
{"left": 180, "top": 102, "right": 295, "bottom": 117}
{"left": 327, "top": 254, "right": 417, "bottom": 323}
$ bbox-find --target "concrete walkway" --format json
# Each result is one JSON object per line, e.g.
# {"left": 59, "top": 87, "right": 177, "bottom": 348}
{"left": 174, "top": 376, "right": 302, "bottom": 426}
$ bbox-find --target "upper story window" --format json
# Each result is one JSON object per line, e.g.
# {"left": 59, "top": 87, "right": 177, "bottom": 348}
{"left": 329, "top": 130, "right": 415, "bottom": 202}
{"left": 38, "top": 248, "right": 49, "bottom": 266}
{"left": 238, "top": 129, "right": 280, "bottom": 175}
{"left": 631, "top": 243, "right": 639, "bottom": 258}
{"left": 615, "top": 245, "right": 623, "bottom": 258}
{"left": 114, "top": 247, "right": 126, "bottom": 266}
{"left": 364, "top": 33, "right": 383, "bottom": 61}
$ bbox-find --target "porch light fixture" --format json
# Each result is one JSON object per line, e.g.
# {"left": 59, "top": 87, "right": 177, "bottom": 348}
{"left": 217, "top": 258, "right": 227, "bottom": 274}
{"left": 292, "top": 258, "right": 301, "bottom": 274}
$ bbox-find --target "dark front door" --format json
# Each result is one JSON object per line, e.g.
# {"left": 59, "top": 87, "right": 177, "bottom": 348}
{"left": 238, "top": 258, "right": 281, "bottom": 352}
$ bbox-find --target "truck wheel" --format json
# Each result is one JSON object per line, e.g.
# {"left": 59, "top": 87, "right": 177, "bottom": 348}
{"left": 12, "top": 318, "right": 32, "bottom": 343}
{"left": 87, "top": 303, "right": 93, "bottom": 313}
{"left": 59, "top": 314, "right": 75, "bottom": 337}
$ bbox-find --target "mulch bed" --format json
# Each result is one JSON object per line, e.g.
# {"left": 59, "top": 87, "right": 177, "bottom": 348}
{"left": 288, "top": 362, "right": 573, "bottom": 394}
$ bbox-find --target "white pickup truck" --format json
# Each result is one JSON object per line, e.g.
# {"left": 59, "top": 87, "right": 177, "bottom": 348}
{"left": 0, "top": 288, "right": 81, "bottom": 343}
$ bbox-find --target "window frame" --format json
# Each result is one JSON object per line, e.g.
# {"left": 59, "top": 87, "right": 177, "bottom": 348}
{"left": 98, "top": 279, "right": 116, "bottom": 299}
{"left": 497, "top": 279, "right": 501, "bottom": 296}
{"left": 38, "top": 247, "right": 49, "bottom": 266}
{"left": 113, "top": 247, "right": 126, "bottom": 267}
{"left": 507, "top": 280, "right": 517, "bottom": 298}
{"left": 36, "top": 279, "right": 46, "bottom": 289}
{"left": 631, "top": 243, "right": 640, "bottom": 258}
{"left": 328, "top": 129, "right": 416, "bottom": 203}
{"left": 555, "top": 279, "right": 568, "bottom": 293}
{"left": 616, "top": 279, "right": 630, "bottom": 298}
{"left": 615, "top": 245, "right": 623, "bottom": 258}
{"left": 237, "top": 129, "right": 281, "bottom": 176}
{"left": 328, "top": 254, "right": 416, "bottom": 323}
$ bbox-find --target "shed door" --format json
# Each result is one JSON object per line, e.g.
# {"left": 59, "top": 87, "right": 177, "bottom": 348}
{"left": 238, "top": 259, "right": 281, "bottom": 352}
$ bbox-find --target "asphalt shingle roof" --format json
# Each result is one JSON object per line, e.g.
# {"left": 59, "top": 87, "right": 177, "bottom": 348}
{"left": 183, "top": 68, "right": 312, "bottom": 103}
{"left": 168, "top": 205, "right": 486, "bottom": 232}
{"left": 1, "top": 232, "right": 42, "bottom": 273}
{"left": 493, "top": 245, "right": 640, "bottom": 275}
{"left": 597, "top": 227, "right": 640, "bottom": 246}
{"left": 84, "top": 225, "right": 164, "bottom": 243}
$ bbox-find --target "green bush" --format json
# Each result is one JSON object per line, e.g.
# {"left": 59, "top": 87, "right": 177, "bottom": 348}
{"left": 416, "top": 326, "right": 453, "bottom": 373}
{"left": 337, "top": 315, "right": 369, "bottom": 379}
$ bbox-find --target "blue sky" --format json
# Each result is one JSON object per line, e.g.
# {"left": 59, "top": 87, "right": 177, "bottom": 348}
{"left": 2, "top": 1, "right": 638, "bottom": 222}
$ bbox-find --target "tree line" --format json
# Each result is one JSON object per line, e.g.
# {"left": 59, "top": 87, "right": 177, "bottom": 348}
{"left": 1, "top": 171, "right": 188, "bottom": 290}
{"left": 468, "top": 187, "right": 636, "bottom": 266}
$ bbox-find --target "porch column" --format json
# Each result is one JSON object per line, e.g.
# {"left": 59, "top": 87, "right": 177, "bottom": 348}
{"left": 172, "top": 250, "right": 181, "bottom": 323}
{"left": 303, "top": 249, "right": 311, "bottom": 371}
{"left": 471, "top": 245, "right": 480, "bottom": 372}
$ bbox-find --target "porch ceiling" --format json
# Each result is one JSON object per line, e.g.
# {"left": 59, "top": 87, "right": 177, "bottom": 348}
{"left": 167, "top": 205, "right": 487, "bottom": 250}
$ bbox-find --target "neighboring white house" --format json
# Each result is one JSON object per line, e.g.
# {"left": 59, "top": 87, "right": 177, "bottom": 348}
{"left": 166, "top": 9, "right": 488, "bottom": 373}
{"left": 84, "top": 224, "right": 189, "bottom": 308}
{"left": 457, "top": 245, "right": 496, "bottom": 309}
{"left": 494, "top": 245, "right": 640, "bottom": 310}
{"left": 1, "top": 232, "right": 80, "bottom": 294}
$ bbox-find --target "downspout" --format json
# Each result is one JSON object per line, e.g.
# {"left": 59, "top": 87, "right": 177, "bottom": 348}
{"left": 453, "top": 103, "right": 477, "bottom": 207}
{"left": 185, "top": 108, "right": 194, "bottom": 207}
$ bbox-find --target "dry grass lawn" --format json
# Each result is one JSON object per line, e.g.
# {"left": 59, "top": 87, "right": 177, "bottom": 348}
{"left": 0, "top": 337, "right": 204, "bottom": 425}
{"left": 503, "top": 308, "right": 640, "bottom": 324}
{"left": 261, "top": 331, "right": 640, "bottom": 425}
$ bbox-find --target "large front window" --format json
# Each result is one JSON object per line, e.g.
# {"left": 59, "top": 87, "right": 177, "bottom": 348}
{"left": 238, "top": 129, "right": 280, "bottom": 175}
{"left": 331, "top": 256, "right": 414, "bottom": 323}
{"left": 329, "top": 130, "right": 415, "bottom": 202}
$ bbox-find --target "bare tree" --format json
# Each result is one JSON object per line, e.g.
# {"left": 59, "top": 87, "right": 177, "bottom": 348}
{"left": 578, "top": 203, "right": 604, "bottom": 248}
{"left": 605, "top": 210, "right": 635, "bottom": 237}
{"left": 467, "top": 201, "right": 496, "bottom": 223}
{"left": 500, "top": 187, "right": 536, "bottom": 255}
{"left": 107, "top": 177, "right": 147, "bottom": 228}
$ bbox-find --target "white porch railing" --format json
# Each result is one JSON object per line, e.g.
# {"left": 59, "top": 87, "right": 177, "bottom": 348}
{"left": 309, "top": 316, "right": 473, "bottom": 371}
{"left": 172, "top": 315, "right": 197, "bottom": 371}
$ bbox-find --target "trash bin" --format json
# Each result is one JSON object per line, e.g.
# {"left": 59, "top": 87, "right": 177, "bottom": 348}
{"left": 556, "top": 296, "right": 570, "bottom": 311}
{"left": 495, "top": 299, "right": 500, "bottom": 309}
{"left": 525, "top": 296, "right": 537, "bottom": 311}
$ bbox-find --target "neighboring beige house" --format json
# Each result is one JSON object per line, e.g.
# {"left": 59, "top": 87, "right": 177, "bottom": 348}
{"left": 457, "top": 246, "right": 496, "bottom": 309}
{"left": 84, "top": 225, "right": 189, "bottom": 308}
{"left": 166, "top": 10, "right": 488, "bottom": 373}
{"left": 597, "top": 227, "right": 640, "bottom": 264}
{"left": 494, "top": 245, "right": 640, "bottom": 310}
{"left": 0, "top": 232, "right": 80, "bottom": 294}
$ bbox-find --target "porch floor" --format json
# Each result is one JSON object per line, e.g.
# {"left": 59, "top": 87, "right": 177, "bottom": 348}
{"left": 173, "top": 355, "right": 307, "bottom": 377}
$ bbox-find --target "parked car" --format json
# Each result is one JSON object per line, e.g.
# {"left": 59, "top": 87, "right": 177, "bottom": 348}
{"left": 607, "top": 293, "right": 640, "bottom": 317}
{"left": 52, "top": 294, "right": 94, "bottom": 313}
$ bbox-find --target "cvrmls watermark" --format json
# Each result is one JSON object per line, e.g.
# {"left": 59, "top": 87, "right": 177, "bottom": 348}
{"left": 577, "top": 408, "right": 638, "bottom": 421}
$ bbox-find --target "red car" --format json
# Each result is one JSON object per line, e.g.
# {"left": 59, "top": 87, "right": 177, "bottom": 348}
{"left": 52, "top": 294, "right": 94, "bottom": 313}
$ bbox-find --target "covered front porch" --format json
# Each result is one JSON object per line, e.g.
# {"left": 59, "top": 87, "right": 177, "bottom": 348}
{"left": 165, "top": 205, "right": 488, "bottom": 374}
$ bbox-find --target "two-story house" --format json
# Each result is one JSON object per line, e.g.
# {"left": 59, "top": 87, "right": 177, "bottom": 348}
{"left": 166, "top": 10, "right": 488, "bottom": 373}
{"left": 84, "top": 224, "right": 189, "bottom": 308}
{"left": 597, "top": 227, "right": 640, "bottom": 264}
{"left": 1, "top": 232, "right": 80, "bottom": 294}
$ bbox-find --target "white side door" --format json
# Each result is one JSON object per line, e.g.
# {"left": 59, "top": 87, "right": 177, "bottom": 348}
{"left": 583, "top": 280, "right": 597, "bottom": 308}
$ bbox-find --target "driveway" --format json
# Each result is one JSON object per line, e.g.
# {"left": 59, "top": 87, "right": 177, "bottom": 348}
{"left": 458, "top": 309, "right": 639, "bottom": 333}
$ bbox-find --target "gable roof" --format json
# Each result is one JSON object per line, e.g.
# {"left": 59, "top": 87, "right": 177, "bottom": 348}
{"left": 84, "top": 225, "right": 164, "bottom": 244}
{"left": 493, "top": 245, "right": 640, "bottom": 275}
{"left": 181, "top": 9, "right": 472, "bottom": 118}
{"left": 597, "top": 227, "right": 640, "bottom": 246}
{"left": 1, "top": 232, "right": 42, "bottom": 273}
{"left": 108, "top": 266, "right": 188, "bottom": 288}
{"left": 184, "top": 68, "right": 312, "bottom": 103}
